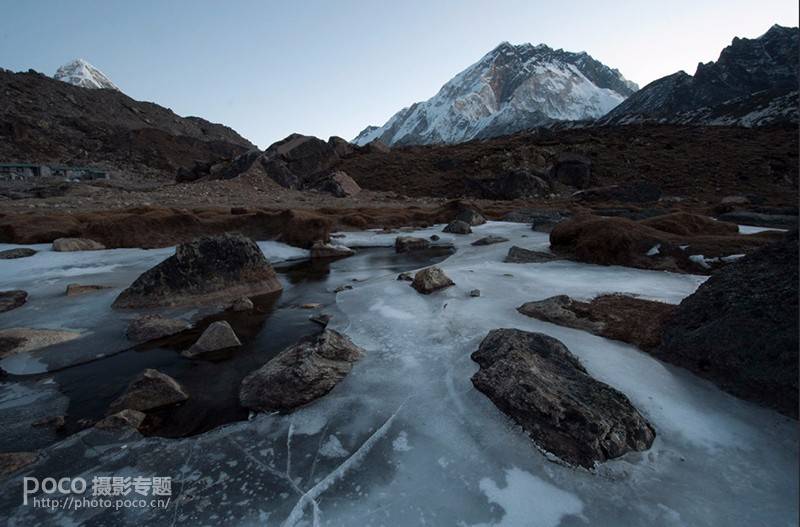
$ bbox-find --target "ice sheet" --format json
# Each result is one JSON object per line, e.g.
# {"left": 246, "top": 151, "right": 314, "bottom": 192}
{"left": 0, "top": 223, "right": 795, "bottom": 526}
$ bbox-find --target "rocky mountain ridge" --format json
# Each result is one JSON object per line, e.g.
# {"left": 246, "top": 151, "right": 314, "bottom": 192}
{"left": 354, "top": 41, "right": 637, "bottom": 146}
{"left": 600, "top": 25, "right": 799, "bottom": 126}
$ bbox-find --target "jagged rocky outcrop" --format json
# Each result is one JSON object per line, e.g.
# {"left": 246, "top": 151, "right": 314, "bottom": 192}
{"left": 182, "top": 134, "right": 355, "bottom": 190}
{"left": 471, "top": 329, "right": 655, "bottom": 468}
{"left": 657, "top": 230, "right": 799, "bottom": 417}
{"left": 239, "top": 330, "right": 364, "bottom": 412}
{"left": 600, "top": 25, "right": 799, "bottom": 126}
{"left": 354, "top": 41, "right": 636, "bottom": 146}
{"left": 112, "top": 234, "right": 283, "bottom": 308}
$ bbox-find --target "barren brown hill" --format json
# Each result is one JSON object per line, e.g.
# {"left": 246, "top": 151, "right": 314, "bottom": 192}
{"left": 0, "top": 68, "right": 254, "bottom": 180}
{"left": 339, "top": 124, "right": 798, "bottom": 204}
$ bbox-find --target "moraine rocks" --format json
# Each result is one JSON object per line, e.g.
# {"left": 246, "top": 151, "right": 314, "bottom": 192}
{"left": 504, "top": 246, "right": 561, "bottom": 263}
{"left": 657, "top": 230, "right": 799, "bottom": 417}
{"left": 443, "top": 220, "right": 472, "bottom": 234}
{"left": 472, "top": 235, "right": 509, "bottom": 246}
{"left": 126, "top": 315, "right": 191, "bottom": 343}
{"left": 395, "top": 236, "right": 431, "bottom": 253}
{"left": 310, "top": 240, "right": 355, "bottom": 259}
{"left": 517, "top": 294, "right": 675, "bottom": 351}
{"left": 471, "top": 328, "right": 655, "bottom": 468}
{"left": 182, "top": 320, "right": 242, "bottom": 358}
{"left": 112, "top": 233, "right": 283, "bottom": 308}
{"left": 239, "top": 330, "right": 364, "bottom": 412}
{"left": 0, "top": 248, "right": 37, "bottom": 259}
{"left": 52, "top": 237, "right": 105, "bottom": 252}
{"left": 411, "top": 266, "right": 455, "bottom": 294}
{"left": 108, "top": 369, "right": 189, "bottom": 414}
{"left": 0, "top": 290, "right": 27, "bottom": 313}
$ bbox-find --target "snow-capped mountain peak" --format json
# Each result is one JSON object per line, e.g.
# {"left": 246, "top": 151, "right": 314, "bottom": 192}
{"left": 54, "top": 59, "right": 119, "bottom": 90}
{"left": 353, "top": 41, "right": 637, "bottom": 146}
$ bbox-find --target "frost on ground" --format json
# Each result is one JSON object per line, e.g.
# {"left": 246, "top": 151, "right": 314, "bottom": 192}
{"left": 0, "top": 223, "right": 796, "bottom": 526}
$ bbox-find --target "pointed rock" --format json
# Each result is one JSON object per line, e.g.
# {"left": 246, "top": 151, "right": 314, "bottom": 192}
{"left": 182, "top": 321, "right": 241, "bottom": 358}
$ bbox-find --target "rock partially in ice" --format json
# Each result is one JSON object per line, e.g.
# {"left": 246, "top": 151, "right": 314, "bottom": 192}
{"left": 411, "top": 266, "right": 454, "bottom": 294}
{"left": 0, "top": 248, "right": 36, "bottom": 259}
{"left": 0, "top": 290, "right": 27, "bottom": 312}
{"left": 230, "top": 296, "right": 254, "bottom": 312}
{"left": 471, "top": 328, "right": 656, "bottom": 468}
{"left": 395, "top": 236, "right": 431, "bottom": 253}
{"left": 0, "top": 327, "right": 81, "bottom": 359}
{"left": 310, "top": 240, "right": 355, "bottom": 259}
{"left": 52, "top": 238, "right": 105, "bottom": 252}
{"left": 112, "top": 234, "right": 283, "bottom": 308}
{"left": 95, "top": 409, "right": 146, "bottom": 432}
{"left": 0, "top": 452, "right": 38, "bottom": 476}
{"left": 504, "top": 246, "right": 560, "bottom": 263}
{"left": 472, "top": 235, "right": 509, "bottom": 246}
{"left": 126, "top": 315, "right": 191, "bottom": 342}
{"left": 182, "top": 321, "right": 241, "bottom": 358}
{"left": 518, "top": 294, "right": 675, "bottom": 351}
{"left": 443, "top": 220, "right": 472, "bottom": 234}
{"left": 108, "top": 368, "right": 189, "bottom": 413}
{"left": 65, "top": 283, "right": 111, "bottom": 296}
{"left": 240, "top": 330, "right": 364, "bottom": 412}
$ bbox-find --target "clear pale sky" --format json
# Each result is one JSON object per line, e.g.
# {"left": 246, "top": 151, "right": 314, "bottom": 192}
{"left": 1, "top": 0, "right": 797, "bottom": 147}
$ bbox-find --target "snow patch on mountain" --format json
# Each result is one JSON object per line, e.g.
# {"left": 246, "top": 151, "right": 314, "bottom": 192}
{"left": 354, "top": 42, "right": 636, "bottom": 146}
{"left": 54, "top": 59, "right": 118, "bottom": 91}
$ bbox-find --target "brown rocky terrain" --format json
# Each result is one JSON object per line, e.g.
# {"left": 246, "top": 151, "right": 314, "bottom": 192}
{"left": 0, "top": 68, "right": 253, "bottom": 182}
{"left": 0, "top": 120, "right": 795, "bottom": 250}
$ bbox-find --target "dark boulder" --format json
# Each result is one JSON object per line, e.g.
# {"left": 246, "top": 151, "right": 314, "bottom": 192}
{"left": 0, "top": 248, "right": 36, "bottom": 259}
{"left": 518, "top": 294, "right": 676, "bottom": 351}
{"left": 0, "top": 290, "right": 27, "bottom": 312}
{"left": 395, "top": 236, "right": 431, "bottom": 253}
{"left": 551, "top": 152, "right": 592, "bottom": 189}
{"left": 411, "top": 266, "right": 455, "bottom": 294}
{"left": 65, "top": 283, "right": 110, "bottom": 296}
{"left": 126, "top": 315, "right": 191, "bottom": 343}
{"left": 443, "top": 220, "right": 472, "bottom": 234}
{"left": 471, "top": 329, "right": 655, "bottom": 468}
{"left": 108, "top": 369, "right": 189, "bottom": 414}
{"left": 717, "top": 211, "right": 798, "bottom": 229}
{"left": 182, "top": 320, "right": 242, "bottom": 358}
{"left": 112, "top": 233, "right": 283, "bottom": 308}
{"left": 314, "top": 170, "right": 361, "bottom": 197}
{"left": 504, "top": 246, "right": 560, "bottom": 263}
{"left": 572, "top": 181, "right": 662, "bottom": 203}
{"left": 501, "top": 208, "right": 570, "bottom": 232}
{"left": 239, "top": 330, "right": 364, "bottom": 412}
{"left": 470, "top": 170, "right": 551, "bottom": 199}
{"left": 657, "top": 230, "right": 799, "bottom": 417}
{"left": 310, "top": 240, "right": 355, "bottom": 259}
{"left": 549, "top": 213, "right": 774, "bottom": 274}
{"left": 472, "top": 235, "right": 509, "bottom": 246}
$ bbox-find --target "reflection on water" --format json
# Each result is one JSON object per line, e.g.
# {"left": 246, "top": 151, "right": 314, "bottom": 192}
{"left": 39, "top": 246, "right": 454, "bottom": 440}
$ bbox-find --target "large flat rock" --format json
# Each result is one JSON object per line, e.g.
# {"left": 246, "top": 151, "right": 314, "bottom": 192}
{"left": 471, "top": 328, "right": 655, "bottom": 468}
{"left": 112, "top": 233, "right": 283, "bottom": 308}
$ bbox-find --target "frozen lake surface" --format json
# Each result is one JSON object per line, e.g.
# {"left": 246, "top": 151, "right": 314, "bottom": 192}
{"left": 0, "top": 222, "right": 796, "bottom": 526}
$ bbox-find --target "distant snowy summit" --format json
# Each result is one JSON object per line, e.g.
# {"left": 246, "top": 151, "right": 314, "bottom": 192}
{"left": 54, "top": 59, "right": 118, "bottom": 90}
{"left": 353, "top": 41, "right": 637, "bottom": 146}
